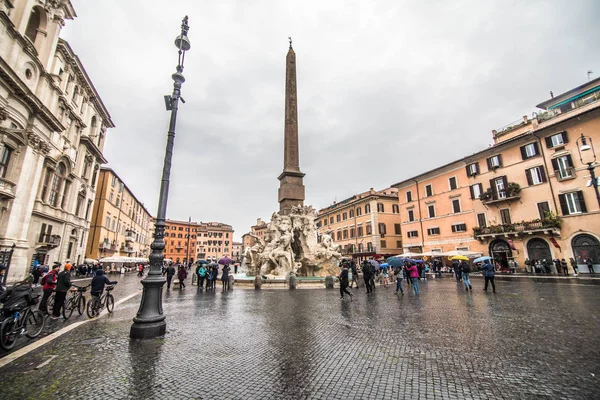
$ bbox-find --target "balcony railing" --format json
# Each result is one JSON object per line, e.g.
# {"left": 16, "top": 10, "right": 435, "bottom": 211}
{"left": 480, "top": 183, "right": 521, "bottom": 205}
{"left": 554, "top": 167, "right": 576, "bottom": 182}
{"left": 120, "top": 245, "right": 136, "bottom": 254}
{"left": 125, "top": 230, "right": 136, "bottom": 243}
{"left": 474, "top": 218, "right": 561, "bottom": 238}
{"left": 0, "top": 177, "right": 16, "bottom": 199}
{"left": 38, "top": 234, "right": 61, "bottom": 247}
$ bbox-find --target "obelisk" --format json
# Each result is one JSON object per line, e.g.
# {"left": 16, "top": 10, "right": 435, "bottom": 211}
{"left": 278, "top": 38, "right": 305, "bottom": 215}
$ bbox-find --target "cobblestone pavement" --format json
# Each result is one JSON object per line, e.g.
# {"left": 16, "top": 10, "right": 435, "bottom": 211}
{"left": 0, "top": 278, "right": 598, "bottom": 399}
{"left": 0, "top": 272, "right": 143, "bottom": 358}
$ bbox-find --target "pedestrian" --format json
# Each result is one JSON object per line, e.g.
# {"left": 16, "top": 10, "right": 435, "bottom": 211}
{"left": 163, "top": 263, "right": 176, "bottom": 289}
{"left": 382, "top": 266, "right": 390, "bottom": 287}
{"left": 406, "top": 263, "right": 420, "bottom": 294}
{"left": 52, "top": 263, "right": 72, "bottom": 319}
{"left": 553, "top": 259, "right": 562, "bottom": 275}
{"left": 362, "top": 260, "right": 373, "bottom": 294}
{"left": 350, "top": 260, "right": 359, "bottom": 289}
{"left": 569, "top": 258, "right": 578, "bottom": 276}
{"left": 460, "top": 260, "right": 472, "bottom": 291}
{"left": 221, "top": 264, "right": 230, "bottom": 290}
{"left": 39, "top": 262, "right": 59, "bottom": 314}
{"left": 452, "top": 260, "right": 461, "bottom": 283}
{"left": 32, "top": 264, "right": 42, "bottom": 288}
{"left": 508, "top": 259, "right": 516, "bottom": 274}
{"left": 394, "top": 266, "right": 404, "bottom": 295}
{"left": 206, "top": 266, "right": 213, "bottom": 290}
{"left": 369, "top": 261, "right": 376, "bottom": 290}
{"left": 234, "top": 263, "right": 238, "bottom": 274}
{"left": 480, "top": 260, "right": 496, "bottom": 293}
{"left": 404, "top": 262, "right": 411, "bottom": 284}
{"left": 197, "top": 264, "right": 207, "bottom": 289}
{"left": 561, "top": 259, "right": 568, "bottom": 276}
{"left": 177, "top": 265, "right": 187, "bottom": 289}
{"left": 211, "top": 264, "right": 219, "bottom": 290}
{"left": 0, "top": 265, "right": 6, "bottom": 296}
{"left": 338, "top": 264, "right": 353, "bottom": 300}
{"left": 587, "top": 258, "right": 595, "bottom": 274}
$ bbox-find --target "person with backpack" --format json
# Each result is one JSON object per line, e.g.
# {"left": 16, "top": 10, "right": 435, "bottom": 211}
{"left": 394, "top": 266, "right": 404, "bottom": 295}
{"left": 91, "top": 269, "right": 117, "bottom": 299}
{"left": 480, "top": 260, "right": 496, "bottom": 293}
{"left": 52, "top": 263, "right": 72, "bottom": 319}
{"left": 39, "top": 263, "right": 60, "bottom": 314}
{"left": 197, "top": 264, "right": 207, "bottom": 289}
{"left": 460, "top": 261, "right": 472, "bottom": 291}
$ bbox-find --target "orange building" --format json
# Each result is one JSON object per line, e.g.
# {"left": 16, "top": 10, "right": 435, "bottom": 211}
{"left": 163, "top": 219, "right": 197, "bottom": 265}
{"left": 392, "top": 78, "right": 600, "bottom": 273}
{"left": 316, "top": 188, "right": 403, "bottom": 259}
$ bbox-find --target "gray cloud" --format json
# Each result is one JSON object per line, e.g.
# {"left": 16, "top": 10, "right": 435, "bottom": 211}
{"left": 63, "top": 0, "right": 600, "bottom": 240}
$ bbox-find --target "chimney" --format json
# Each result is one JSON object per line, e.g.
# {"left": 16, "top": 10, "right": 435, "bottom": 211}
{"left": 522, "top": 115, "right": 528, "bottom": 124}
{"left": 370, "top": 188, "right": 375, "bottom": 194}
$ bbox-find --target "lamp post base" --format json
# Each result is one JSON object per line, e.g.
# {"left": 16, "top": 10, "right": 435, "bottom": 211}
{"left": 130, "top": 320, "right": 166, "bottom": 339}
{"left": 129, "top": 274, "right": 167, "bottom": 339}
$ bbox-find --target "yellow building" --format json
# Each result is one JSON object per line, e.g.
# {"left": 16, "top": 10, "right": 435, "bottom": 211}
{"left": 195, "top": 222, "right": 234, "bottom": 262}
{"left": 316, "top": 188, "right": 403, "bottom": 259}
{"left": 392, "top": 78, "right": 600, "bottom": 273}
{"left": 86, "top": 168, "right": 153, "bottom": 261}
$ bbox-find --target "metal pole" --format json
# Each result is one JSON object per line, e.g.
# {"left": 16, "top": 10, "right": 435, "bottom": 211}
{"left": 130, "top": 17, "right": 189, "bottom": 339}
{"left": 589, "top": 163, "right": 600, "bottom": 208}
{"left": 186, "top": 216, "right": 191, "bottom": 268}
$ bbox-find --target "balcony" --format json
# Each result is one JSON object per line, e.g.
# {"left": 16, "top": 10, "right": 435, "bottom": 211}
{"left": 474, "top": 217, "right": 561, "bottom": 240}
{"left": 120, "top": 245, "right": 136, "bottom": 254}
{"left": 554, "top": 167, "right": 576, "bottom": 182}
{"left": 536, "top": 90, "right": 600, "bottom": 123}
{"left": 0, "top": 177, "right": 16, "bottom": 199}
{"left": 38, "top": 234, "right": 61, "bottom": 248}
{"left": 480, "top": 183, "right": 521, "bottom": 205}
{"left": 125, "top": 229, "right": 136, "bottom": 243}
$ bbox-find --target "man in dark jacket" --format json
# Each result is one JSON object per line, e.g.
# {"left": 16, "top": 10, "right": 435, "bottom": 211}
{"left": 338, "top": 265, "right": 352, "bottom": 300}
{"left": 480, "top": 261, "right": 496, "bottom": 293}
{"left": 91, "top": 269, "right": 117, "bottom": 297}
{"left": 350, "top": 261, "right": 359, "bottom": 289}
{"left": 163, "top": 263, "right": 176, "bottom": 289}
{"left": 39, "top": 263, "right": 60, "bottom": 314}
{"left": 52, "top": 264, "right": 72, "bottom": 319}
{"left": 362, "top": 261, "right": 373, "bottom": 294}
{"left": 460, "top": 261, "right": 472, "bottom": 291}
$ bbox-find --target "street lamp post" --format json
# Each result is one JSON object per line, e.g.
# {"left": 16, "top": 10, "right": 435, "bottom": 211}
{"left": 130, "top": 16, "right": 191, "bottom": 339}
{"left": 577, "top": 133, "right": 600, "bottom": 208}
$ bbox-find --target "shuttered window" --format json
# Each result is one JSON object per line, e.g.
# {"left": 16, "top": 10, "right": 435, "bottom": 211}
{"left": 520, "top": 142, "right": 540, "bottom": 160}
{"left": 525, "top": 166, "right": 547, "bottom": 186}
{"left": 470, "top": 183, "right": 483, "bottom": 199}
{"left": 559, "top": 191, "right": 587, "bottom": 215}
{"left": 545, "top": 132, "right": 569, "bottom": 148}
{"left": 466, "top": 163, "right": 479, "bottom": 177}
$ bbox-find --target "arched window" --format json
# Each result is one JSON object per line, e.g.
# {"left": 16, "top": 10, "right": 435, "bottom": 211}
{"left": 365, "top": 204, "right": 371, "bottom": 213}
{"left": 90, "top": 116, "right": 97, "bottom": 136}
{"left": 356, "top": 207, "right": 362, "bottom": 216}
{"left": 25, "top": 7, "right": 42, "bottom": 43}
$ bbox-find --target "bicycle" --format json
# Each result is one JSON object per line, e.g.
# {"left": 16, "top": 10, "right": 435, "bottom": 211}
{"left": 86, "top": 284, "right": 116, "bottom": 318}
{"left": 62, "top": 284, "right": 90, "bottom": 320}
{"left": 46, "top": 291, "right": 55, "bottom": 315}
{"left": 0, "top": 295, "right": 45, "bottom": 351}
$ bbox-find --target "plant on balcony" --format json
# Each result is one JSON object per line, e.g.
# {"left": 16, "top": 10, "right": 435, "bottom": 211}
{"left": 542, "top": 211, "right": 561, "bottom": 228}
{"left": 506, "top": 182, "right": 521, "bottom": 197}
{"left": 479, "top": 188, "right": 493, "bottom": 201}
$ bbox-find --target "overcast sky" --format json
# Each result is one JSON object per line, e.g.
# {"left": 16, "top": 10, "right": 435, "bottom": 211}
{"left": 62, "top": 0, "right": 600, "bottom": 241}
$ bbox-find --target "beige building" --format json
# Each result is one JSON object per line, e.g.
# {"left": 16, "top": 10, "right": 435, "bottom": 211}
{"left": 0, "top": 1, "right": 115, "bottom": 281}
{"left": 195, "top": 222, "right": 234, "bottom": 262}
{"left": 316, "top": 188, "right": 403, "bottom": 259}
{"left": 393, "top": 78, "right": 600, "bottom": 273}
{"left": 85, "top": 168, "right": 153, "bottom": 261}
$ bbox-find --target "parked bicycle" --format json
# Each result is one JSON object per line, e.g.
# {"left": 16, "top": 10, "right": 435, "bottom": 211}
{"left": 62, "top": 284, "right": 90, "bottom": 320}
{"left": 45, "top": 291, "right": 55, "bottom": 315}
{"left": 0, "top": 295, "right": 45, "bottom": 351}
{"left": 86, "top": 284, "right": 116, "bottom": 318}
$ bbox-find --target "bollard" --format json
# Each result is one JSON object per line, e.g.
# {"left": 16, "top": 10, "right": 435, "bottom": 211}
{"left": 228, "top": 274, "right": 235, "bottom": 289}
{"left": 288, "top": 274, "right": 297, "bottom": 290}
{"left": 254, "top": 275, "right": 262, "bottom": 290}
{"left": 325, "top": 275, "right": 334, "bottom": 289}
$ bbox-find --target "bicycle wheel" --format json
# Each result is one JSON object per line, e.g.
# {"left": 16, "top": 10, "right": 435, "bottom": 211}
{"left": 62, "top": 298, "right": 74, "bottom": 320}
{"left": 106, "top": 294, "right": 115, "bottom": 313}
{"left": 86, "top": 298, "right": 96, "bottom": 318}
{"left": 46, "top": 294, "right": 55, "bottom": 315}
{"left": 25, "top": 310, "right": 45, "bottom": 338}
{"left": 0, "top": 317, "right": 17, "bottom": 351}
{"left": 77, "top": 296, "right": 86, "bottom": 315}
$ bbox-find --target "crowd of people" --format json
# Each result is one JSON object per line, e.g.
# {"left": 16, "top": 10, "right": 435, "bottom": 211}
{"left": 161, "top": 262, "right": 233, "bottom": 291}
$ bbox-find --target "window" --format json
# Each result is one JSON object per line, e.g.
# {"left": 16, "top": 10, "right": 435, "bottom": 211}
{"left": 526, "top": 166, "right": 546, "bottom": 186}
{"left": 545, "top": 132, "right": 568, "bottom": 149}
{"left": 60, "top": 180, "right": 70, "bottom": 209}
{"left": 396, "top": 240, "right": 402, "bottom": 248}
{"left": 109, "top": 192, "right": 114, "bottom": 203}
{"left": 406, "top": 191, "right": 413, "bottom": 202}
{"left": 367, "top": 242, "right": 373, "bottom": 252}
{"left": 486, "top": 155, "right": 502, "bottom": 170}
{"left": 329, "top": 217, "right": 334, "bottom": 224}
{"left": 0, "top": 146, "right": 13, "bottom": 178}
{"left": 407, "top": 230, "right": 419, "bottom": 238}
{"left": 427, "top": 204, "right": 436, "bottom": 218}
{"left": 85, "top": 200, "right": 93, "bottom": 220}
{"left": 358, "top": 243, "right": 363, "bottom": 252}
{"left": 323, "top": 219, "right": 327, "bottom": 226}
{"left": 365, "top": 204, "right": 371, "bottom": 213}
{"left": 111, "top": 175, "right": 117, "bottom": 187}
{"left": 357, "top": 226, "right": 363, "bottom": 237}
{"left": 381, "top": 240, "right": 387, "bottom": 248}
{"left": 452, "top": 199, "right": 461, "bottom": 213}
{"left": 466, "top": 163, "right": 479, "bottom": 177}
{"left": 490, "top": 176, "right": 508, "bottom": 199}
{"left": 448, "top": 177, "right": 458, "bottom": 191}
{"left": 336, "top": 231, "right": 342, "bottom": 241}
{"left": 520, "top": 142, "right": 540, "bottom": 160}
{"left": 25, "top": 7, "right": 42, "bottom": 43}
{"left": 356, "top": 207, "right": 362, "bottom": 216}
{"left": 537, "top": 202, "right": 550, "bottom": 220}
{"left": 552, "top": 155, "right": 574, "bottom": 180}
{"left": 500, "top": 208, "right": 511, "bottom": 225}
{"left": 451, "top": 223, "right": 467, "bottom": 232}
{"left": 75, "top": 194, "right": 85, "bottom": 217}
{"left": 48, "top": 163, "right": 66, "bottom": 207}
{"left": 343, "top": 230, "right": 348, "bottom": 239}
{"left": 350, "top": 228, "right": 355, "bottom": 238}
{"left": 477, "top": 213, "right": 487, "bottom": 228}
{"left": 377, "top": 203, "right": 384, "bottom": 212}
{"left": 116, "top": 197, "right": 121, "bottom": 207}
{"left": 559, "top": 191, "right": 587, "bottom": 215}
{"left": 470, "top": 183, "right": 483, "bottom": 199}
{"left": 427, "top": 227, "right": 440, "bottom": 235}
{"left": 407, "top": 210, "right": 415, "bottom": 222}
{"left": 425, "top": 184, "right": 433, "bottom": 197}
{"left": 392, "top": 204, "right": 399, "bottom": 213}
{"left": 336, "top": 215, "right": 341, "bottom": 222}
{"left": 366, "top": 224, "right": 372, "bottom": 235}
{"left": 349, "top": 209, "right": 354, "bottom": 218}
{"left": 394, "top": 224, "right": 401, "bottom": 235}
{"left": 378, "top": 223, "right": 386, "bottom": 235}
{"left": 38, "top": 223, "right": 47, "bottom": 243}
{"left": 342, "top": 212, "right": 347, "bottom": 220}
{"left": 105, "top": 215, "right": 111, "bottom": 229}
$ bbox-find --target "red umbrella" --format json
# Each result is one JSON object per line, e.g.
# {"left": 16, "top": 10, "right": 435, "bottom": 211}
{"left": 218, "top": 256, "right": 233, "bottom": 265}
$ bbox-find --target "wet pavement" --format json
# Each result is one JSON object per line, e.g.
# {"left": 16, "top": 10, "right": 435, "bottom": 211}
{"left": 0, "top": 278, "right": 599, "bottom": 399}
{"left": 0, "top": 272, "right": 144, "bottom": 358}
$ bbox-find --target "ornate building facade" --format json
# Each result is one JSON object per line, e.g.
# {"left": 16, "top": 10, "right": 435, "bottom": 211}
{"left": 0, "top": 1, "right": 114, "bottom": 281}
{"left": 85, "top": 167, "right": 153, "bottom": 261}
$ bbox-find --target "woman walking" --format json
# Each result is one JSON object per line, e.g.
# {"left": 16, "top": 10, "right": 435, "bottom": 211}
{"left": 177, "top": 265, "right": 187, "bottom": 290}
{"left": 460, "top": 260, "right": 472, "bottom": 291}
{"left": 406, "top": 263, "right": 420, "bottom": 295}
